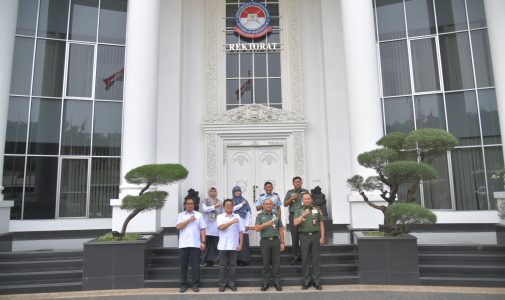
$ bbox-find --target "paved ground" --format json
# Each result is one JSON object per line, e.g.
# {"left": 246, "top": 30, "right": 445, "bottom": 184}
{"left": 2, "top": 285, "right": 505, "bottom": 300}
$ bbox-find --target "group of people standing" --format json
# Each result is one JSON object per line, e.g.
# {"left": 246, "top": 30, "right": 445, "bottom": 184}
{"left": 175, "top": 177, "right": 325, "bottom": 293}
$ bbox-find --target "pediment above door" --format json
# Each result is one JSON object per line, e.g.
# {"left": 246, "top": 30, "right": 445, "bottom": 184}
{"left": 204, "top": 104, "right": 306, "bottom": 124}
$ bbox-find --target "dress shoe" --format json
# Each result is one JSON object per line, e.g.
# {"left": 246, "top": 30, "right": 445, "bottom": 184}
{"left": 314, "top": 284, "right": 322, "bottom": 290}
{"left": 179, "top": 286, "right": 187, "bottom": 293}
{"left": 290, "top": 258, "right": 300, "bottom": 265}
{"left": 229, "top": 286, "right": 238, "bottom": 292}
{"left": 274, "top": 284, "right": 282, "bottom": 291}
{"left": 301, "top": 284, "right": 309, "bottom": 290}
{"left": 219, "top": 286, "right": 225, "bottom": 292}
{"left": 192, "top": 286, "right": 200, "bottom": 292}
{"left": 260, "top": 283, "right": 268, "bottom": 291}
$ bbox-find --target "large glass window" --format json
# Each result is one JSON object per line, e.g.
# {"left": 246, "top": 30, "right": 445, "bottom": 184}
{"left": 375, "top": 0, "right": 499, "bottom": 211}
{"left": 4, "top": 0, "right": 126, "bottom": 220}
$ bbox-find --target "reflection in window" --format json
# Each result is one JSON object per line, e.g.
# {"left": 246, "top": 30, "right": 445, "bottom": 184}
{"left": 411, "top": 38, "right": 439, "bottom": 92}
{"left": 485, "top": 147, "right": 504, "bottom": 209}
{"left": 3, "top": 156, "right": 25, "bottom": 220}
{"left": 479, "top": 89, "right": 501, "bottom": 145}
{"left": 5, "top": 97, "right": 29, "bottom": 154}
{"left": 467, "top": 0, "right": 486, "bottom": 28}
{"left": 95, "top": 45, "right": 125, "bottom": 100}
{"left": 24, "top": 156, "right": 58, "bottom": 219}
{"left": 435, "top": 0, "right": 467, "bottom": 33}
{"left": 423, "top": 154, "right": 451, "bottom": 209}
{"left": 446, "top": 91, "right": 480, "bottom": 146}
{"left": 69, "top": 0, "right": 98, "bottom": 42}
{"left": 16, "top": 0, "right": 38, "bottom": 36}
{"left": 414, "top": 94, "right": 445, "bottom": 129}
{"left": 451, "top": 148, "right": 487, "bottom": 210}
{"left": 10, "top": 37, "right": 34, "bottom": 95}
{"left": 61, "top": 100, "right": 92, "bottom": 155}
{"left": 98, "top": 0, "right": 127, "bottom": 44}
{"left": 90, "top": 158, "right": 119, "bottom": 218}
{"left": 32, "top": 39, "right": 66, "bottom": 97}
{"left": 405, "top": 0, "right": 436, "bottom": 37}
{"left": 380, "top": 40, "right": 411, "bottom": 96}
{"left": 384, "top": 97, "right": 414, "bottom": 133}
{"left": 37, "top": 0, "right": 69, "bottom": 39}
{"left": 439, "top": 33, "right": 474, "bottom": 91}
{"left": 67, "top": 44, "right": 94, "bottom": 97}
{"left": 375, "top": 0, "right": 405, "bottom": 40}
{"left": 59, "top": 159, "right": 88, "bottom": 218}
{"left": 28, "top": 98, "right": 62, "bottom": 155}
{"left": 93, "top": 102, "right": 122, "bottom": 156}
{"left": 471, "top": 30, "right": 494, "bottom": 88}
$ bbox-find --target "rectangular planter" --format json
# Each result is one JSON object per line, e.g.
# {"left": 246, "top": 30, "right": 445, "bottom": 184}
{"left": 355, "top": 232, "right": 419, "bottom": 285}
{"left": 497, "top": 223, "right": 505, "bottom": 245}
{"left": 82, "top": 234, "right": 160, "bottom": 290}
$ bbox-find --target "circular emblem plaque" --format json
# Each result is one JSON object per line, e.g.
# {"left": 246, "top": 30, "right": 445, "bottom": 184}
{"left": 233, "top": 1, "right": 272, "bottom": 38}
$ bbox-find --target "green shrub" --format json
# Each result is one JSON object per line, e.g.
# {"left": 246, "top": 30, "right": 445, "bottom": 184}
{"left": 98, "top": 233, "right": 141, "bottom": 242}
{"left": 385, "top": 203, "right": 437, "bottom": 236}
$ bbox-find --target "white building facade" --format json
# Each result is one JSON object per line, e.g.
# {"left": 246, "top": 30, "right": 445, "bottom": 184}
{"left": 0, "top": 0, "right": 504, "bottom": 233}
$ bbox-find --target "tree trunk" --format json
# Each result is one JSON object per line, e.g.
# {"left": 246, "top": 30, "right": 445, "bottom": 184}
{"left": 119, "top": 208, "right": 143, "bottom": 237}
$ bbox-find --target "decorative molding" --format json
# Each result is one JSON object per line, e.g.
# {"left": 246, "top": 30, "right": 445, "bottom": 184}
{"left": 293, "top": 131, "right": 305, "bottom": 176}
{"left": 205, "top": 0, "right": 219, "bottom": 116}
{"left": 284, "top": 0, "right": 304, "bottom": 114}
{"left": 223, "top": 142, "right": 243, "bottom": 164}
{"left": 206, "top": 133, "right": 218, "bottom": 188}
{"left": 204, "top": 104, "right": 306, "bottom": 124}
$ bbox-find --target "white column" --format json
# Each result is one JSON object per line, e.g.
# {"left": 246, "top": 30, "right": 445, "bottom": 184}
{"left": 112, "top": 0, "right": 161, "bottom": 233}
{"left": 484, "top": 0, "right": 505, "bottom": 161}
{"left": 0, "top": 1, "right": 18, "bottom": 233}
{"left": 340, "top": 0, "right": 383, "bottom": 175}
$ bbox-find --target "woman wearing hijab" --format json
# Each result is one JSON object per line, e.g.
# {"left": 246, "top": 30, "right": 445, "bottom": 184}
{"left": 200, "top": 187, "right": 223, "bottom": 266}
{"left": 231, "top": 186, "right": 253, "bottom": 265}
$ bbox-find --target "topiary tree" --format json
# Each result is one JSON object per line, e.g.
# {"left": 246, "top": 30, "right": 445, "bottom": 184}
{"left": 114, "top": 163, "right": 188, "bottom": 238}
{"left": 347, "top": 128, "right": 457, "bottom": 235}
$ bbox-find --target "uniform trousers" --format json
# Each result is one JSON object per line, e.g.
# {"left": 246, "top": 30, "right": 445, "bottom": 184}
{"left": 260, "top": 237, "right": 281, "bottom": 285}
{"left": 299, "top": 231, "right": 321, "bottom": 286}
{"left": 289, "top": 212, "right": 300, "bottom": 259}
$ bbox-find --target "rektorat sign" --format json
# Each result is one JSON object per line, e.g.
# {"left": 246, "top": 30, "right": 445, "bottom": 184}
{"left": 233, "top": 1, "right": 272, "bottom": 38}
{"left": 227, "top": 42, "right": 280, "bottom": 52}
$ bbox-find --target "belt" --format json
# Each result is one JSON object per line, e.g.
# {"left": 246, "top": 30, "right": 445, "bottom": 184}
{"left": 262, "top": 236, "right": 278, "bottom": 240}
{"left": 300, "top": 232, "right": 318, "bottom": 235}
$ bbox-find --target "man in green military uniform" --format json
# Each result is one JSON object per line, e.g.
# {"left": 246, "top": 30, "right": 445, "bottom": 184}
{"left": 283, "top": 176, "right": 309, "bottom": 265}
{"left": 294, "top": 192, "right": 325, "bottom": 290}
{"left": 255, "top": 198, "right": 285, "bottom": 291}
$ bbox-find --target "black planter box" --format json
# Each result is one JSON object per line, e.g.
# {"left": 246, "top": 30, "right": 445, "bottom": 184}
{"left": 497, "top": 223, "right": 505, "bottom": 245}
{"left": 0, "top": 233, "right": 12, "bottom": 252}
{"left": 355, "top": 232, "right": 419, "bottom": 285}
{"left": 82, "top": 234, "right": 160, "bottom": 290}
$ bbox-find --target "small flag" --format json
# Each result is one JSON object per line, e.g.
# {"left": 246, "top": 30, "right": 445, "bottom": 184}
{"left": 103, "top": 68, "right": 124, "bottom": 90}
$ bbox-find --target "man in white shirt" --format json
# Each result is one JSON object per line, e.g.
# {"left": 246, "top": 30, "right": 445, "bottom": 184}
{"left": 176, "top": 196, "right": 207, "bottom": 293}
{"left": 217, "top": 198, "right": 244, "bottom": 292}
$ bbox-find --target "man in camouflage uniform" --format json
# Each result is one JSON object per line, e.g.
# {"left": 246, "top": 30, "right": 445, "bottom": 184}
{"left": 283, "top": 176, "right": 309, "bottom": 264}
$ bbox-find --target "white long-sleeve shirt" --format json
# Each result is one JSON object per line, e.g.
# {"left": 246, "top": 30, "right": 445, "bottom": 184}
{"left": 201, "top": 202, "right": 219, "bottom": 236}
{"left": 217, "top": 212, "right": 244, "bottom": 251}
{"left": 176, "top": 210, "right": 206, "bottom": 248}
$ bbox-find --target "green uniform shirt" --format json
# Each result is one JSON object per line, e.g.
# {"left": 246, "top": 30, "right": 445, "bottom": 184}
{"left": 294, "top": 206, "right": 323, "bottom": 233}
{"left": 255, "top": 212, "right": 283, "bottom": 238}
{"left": 284, "top": 188, "right": 309, "bottom": 213}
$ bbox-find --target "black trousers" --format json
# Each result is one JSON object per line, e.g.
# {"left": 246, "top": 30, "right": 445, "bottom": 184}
{"left": 179, "top": 247, "right": 200, "bottom": 288}
{"left": 237, "top": 234, "right": 250, "bottom": 264}
{"left": 289, "top": 212, "right": 300, "bottom": 259}
{"left": 219, "top": 250, "right": 237, "bottom": 288}
{"left": 201, "top": 235, "right": 219, "bottom": 264}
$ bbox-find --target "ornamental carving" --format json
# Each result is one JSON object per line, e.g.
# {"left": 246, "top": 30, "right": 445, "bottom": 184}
{"left": 204, "top": 104, "right": 306, "bottom": 123}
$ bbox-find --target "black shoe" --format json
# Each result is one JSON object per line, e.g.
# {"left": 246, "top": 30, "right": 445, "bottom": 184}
{"left": 219, "top": 286, "right": 225, "bottom": 292}
{"left": 274, "top": 284, "right": 282, "bottom": 291}
{"left": 192, "top": 286, "right": 200, "bottom": 292}
{"left": 290, "top": 258, "right": 299, "bottom": 265}
{"left": 260, "top": 283, "right": 268, "bottom": 291}
{"left": 229, "top": 286, "right": 237, "bottom": 292}
{"left": 314, "top": 284, "right": 323, "bottom": 290}
{"left": 302, "top": 284, "right": 309, "bottom": 290}
{"left": 179, "top": 286, "right": 187, "bottom": 293}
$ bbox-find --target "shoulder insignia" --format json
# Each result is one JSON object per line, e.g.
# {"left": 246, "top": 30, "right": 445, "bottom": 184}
{"left": 259, "top": 193, "right": 265, "bottom": 197}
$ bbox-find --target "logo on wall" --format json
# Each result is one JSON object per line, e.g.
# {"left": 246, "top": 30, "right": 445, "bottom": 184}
{"left": 234, "top": 1, "right": 272, "bottom": 39}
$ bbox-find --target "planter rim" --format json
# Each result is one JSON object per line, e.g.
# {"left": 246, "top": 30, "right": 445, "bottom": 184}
{"left": 493, "top": 191, "right": 505, "bottom": 198}
{"left": 84, "top": 234, "right": 154, "bottom": 245}
{"left": 354, "top": 231, "right": 417, "bottom": 240}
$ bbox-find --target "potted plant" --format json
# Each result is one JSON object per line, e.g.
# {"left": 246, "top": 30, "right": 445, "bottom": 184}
{"left": 347, "top": 128, "right": 457, "bottom": 285}
{"left": 83, "top": 163, "right": 188, "bottom": 290}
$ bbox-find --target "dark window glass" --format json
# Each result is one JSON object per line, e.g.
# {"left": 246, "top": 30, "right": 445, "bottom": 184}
{"left": 239, "top": 79, "right": 253, "bottom": 104}
{"left": 16, "top": 0, "right": 38, "bottom": 36}
{"left": 414, "top": 94, "right": 446, "bottom": 129}
{"left": 405, "top": 0, "right": 436, "bottom": 37}
{"left": 32, "top": 39, "right": 66, "bottom": 97}
{"left": 227, "top": 79, "right": 240, "bottom": 106}
{"left": 254, "top": 53, "right": 267, "bottom": 77}
{"left": 69, "top": 0, "right": 98, "bottom": 42}
{"left": 59, "top": 159, "right": 88, "bottom": 217}
{"left": 269, "top": 78, "right": 281, "bottom": 103}
{"left": 479, "top": 89, "right": 501, "bottom": 145}
{"left": 98, "top": 0, "right": 127, "bottom": 44}
{"left": 423, "top": 153, "right": 452, "bottom": 209}
{"left": 93, "top": 102, "right": 122, "bottom": 156}
{"left": 375, "top": 0, "right": 406, "bottom": 40}
{"left": 37, "top": 0, "right": 69, "bottom": 39}
{"left": 10, "top": 37, "right": 34, "bottom": 95}
{"left": 67, "top": 43, "right": 94, "bottom": 97}
{"left": 254, "top": 79, "right": 267, "bottom": 104}
{"left": 439, "top": 33, "right": 474, "bottom": 91}
{"left": 267, "top": 31, "right": 280, "bottom": 43}
{"left": 3, "top": 156, "right": 25, "bottom": 220}
{"left": 446, "top": 91, "right": 480, "bottom": 146}
{"left": 90, "top": 158, "right": 119, "bottom": 218}
{"left": 268, "top": 53, "right": 281, "bottom": 77}
{"left": 61, "top": 100, "right": 92, "bottom": 155}
{"left": 5, "top": 97, "right": 29, "bottom": 154}
{"left": 266, "top": 3, "right": 279, "bottom": 17}
{"left": 384, "top": 96, "right": 414, "bottom": 133}
{"left": 95, "top": 45, "right": 125, "bottom": 100}
{"left": 451, "top": 148, "right": 487, "bottom": 210}
{"left": 24, "top": 156, "right": 58, "bottom": 219}
{"left": 411, "top": 38, "right": 440, "bottom": 92}
{"left": 471, "top": 30, "right": 494, "bottom": 88}
{"left": 435, "top": 0, "right": 467, "bottom": 33}
{"left": 28, "top": 98, "right": 62, "bottom": 155}
{"left": 467, "top": 0, "right": 486, "bottom": 28}
{"left": 227, "top": 53, "right": 239, "bottom": 77}
{"left": 380, "top": 40, "right": 411, "bottom": 96}
{"left": 485, "top": 147, "right": 503, "bottom": 209}
{"left": 240, "top": 53, "right": 252, "bottom": 77}
{"left": 226, "top": 32, "right": 238, "bottom": 44}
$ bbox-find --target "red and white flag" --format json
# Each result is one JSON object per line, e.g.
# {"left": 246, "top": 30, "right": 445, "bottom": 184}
{"left": 103, "top": 68, "right": 124, "bottom": 90}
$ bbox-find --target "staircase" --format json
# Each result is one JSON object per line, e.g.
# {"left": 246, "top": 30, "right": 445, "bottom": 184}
{"left": 419, "top": 245, "right": 505, "bottom": 287}
{"left": 0, "top": 250, "right": 83, "bottom": 294}
{"left": 145, "top": 245, "right": 359, "bottom": 288}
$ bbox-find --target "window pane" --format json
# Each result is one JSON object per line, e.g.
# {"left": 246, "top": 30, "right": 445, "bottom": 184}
{"left": 471, "top": 30, "right": 494, "bottom": 88}
{"left": 268, "top": 53, "right": 281, "bottom": 77}
{"left": 67, "top": 44, "right": 94, "bottom": 97}
{"left": 446, "top": 91, "right": 480, "bottom": 146}
{"left": 240, "top": 53, "right": 252, "bottom": 77}
{"left": 240, "top": 79, "right": 253, "bottom": 104}
{"left": 254, "top": 79, "right": 267, "bottom": 104}
{"left": 16, "top": 0, "right": 38, "bottom": 36}
{"left": 411, "top": 38, "right": 440, "bottom": 92}
{"left": 375, "top": 0, "right": 406, "bottom": 40}
{"left": 95, "top": 45, "right": 125, "bottom": 100}
{"left": 405, "top": 0, "right": 436, "bottom": 37}
{"left": 37, "top": 0, "right": 69, "bottom": 39}
{"left": 5, "top": 97, "right": 29, "bottom": 154}
{"left": 380, "top": 40, "right": 411, "bottom": 96}
{"left": 227, "top": 79, "right": 240, "bottom": 106}
{"left": 90, "top": 158, "right": 119, "bottom": 218}
{"left": 69, "top": 0, "right": 98, "bottom": 42}
{"left": 479, "top": 89, "right": 501, "bottom": 145}
{"left": 269, "top": 78, "right": 281, "bottom": 103}
{"left": 439, "top": 33, "right": 474, "bottom": 91}
{"left": 28, "top": 98, "right": 62, "bottom": 155}
{"left": 435, "top": 0, "right": 467, "bottom": 33}
{"left": 93, "top": 102, "right": 122, "bottom": 156}
{"left": 414, "top": 94, "right": 446, "bottom": 129}
{"left": 98, "top": 0, "right": 127, "bottom": 44}
{"left": 59, "top": 159, "right": 88, "bottom": 218}
{"left": 10, "top": 37, "right": 34, "bottom": 95}
{"left": 226, "top": 32, "right": 238, "bottom": 44}
{"left": 33, "top": 39, "right": 66, "bottom": 97}
{"left": 227, "top": 53, "right": 239, "bottom": 78}
{"left": 254, "top": 53, "right": 266, "bottom": 77}
{"left": 467, "top": 0, "right": 486, "bottom": 28}
{"left": 3, "top": 156, "right": 25, "bottom": 220}
{"left": 485, "top": 147, "right": 503, "bottom": 210}
{"left": 384, "top": 96, "right": 414, "bottom": 133}
{"left": 24, "top": 156, "right": 58, "bottom": 219}
{"left": 451, "top": 148, "right": 487, "bottom": 210}
{"left": 423, "top": 153, "right": 452, "bottom": 209}
{"left": 61, "top": 100, "right": 92, "bottom": 155}
{"left": 267, "top": 31, "right": 280, "bottom": 43}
